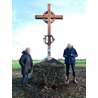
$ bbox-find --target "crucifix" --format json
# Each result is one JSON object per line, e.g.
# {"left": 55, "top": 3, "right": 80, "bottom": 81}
{"left": 35, "top": 4, "right": 63, "bottom": 58}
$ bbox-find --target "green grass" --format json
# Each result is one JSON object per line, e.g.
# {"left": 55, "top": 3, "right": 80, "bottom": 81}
{"left": 12, "top": 59, "right": 86, "bottom": 70}
{"left": 12, "top": 60, "right": 40, "bottom": 70}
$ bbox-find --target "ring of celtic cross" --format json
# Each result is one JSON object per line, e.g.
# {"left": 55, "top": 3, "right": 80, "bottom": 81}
{"left": 43, "top": 11, "right": 55, "bottom": 24}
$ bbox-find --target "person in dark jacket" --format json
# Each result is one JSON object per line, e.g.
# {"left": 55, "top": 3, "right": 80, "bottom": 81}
{"left": 63, "top": 44, "right": 78, "bottom": 84}
{"left": 19, "top": 48, "right": 33, "bottom": 86}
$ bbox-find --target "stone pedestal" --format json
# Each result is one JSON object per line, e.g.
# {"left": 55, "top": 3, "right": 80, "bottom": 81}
{"left": 32, "top": 58, "right": 65, "bottom": 86}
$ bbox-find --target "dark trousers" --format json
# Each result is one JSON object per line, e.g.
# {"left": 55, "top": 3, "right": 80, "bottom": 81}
{"left": 22, "top": 74, "right": 28, "bottom": 86}
{"left": 66, "top": 64, "right": 76, "bottom": 79}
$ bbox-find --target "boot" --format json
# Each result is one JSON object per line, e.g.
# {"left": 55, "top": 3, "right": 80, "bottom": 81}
{"left": 73, "top": 77, "right": 78, "bottom": 84}
{"left": 65, "top": 76, "right": 69, "bottom": 84}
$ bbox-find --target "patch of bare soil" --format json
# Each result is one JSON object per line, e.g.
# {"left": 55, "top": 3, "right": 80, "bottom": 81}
{"left": 12, "top": 67, "right": 86, "bottom": 98}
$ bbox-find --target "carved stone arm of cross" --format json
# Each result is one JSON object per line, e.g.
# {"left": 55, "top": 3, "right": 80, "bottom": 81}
{"left": 35, "top": 15, "right": 47, "bottom": 19}
{"left": 51, "top": 15, "right": 63, "bottom": 19}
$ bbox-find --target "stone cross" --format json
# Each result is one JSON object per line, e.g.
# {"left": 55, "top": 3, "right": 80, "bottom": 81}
{"left": 35, "top": 4, "right": 63, "bottom": 58}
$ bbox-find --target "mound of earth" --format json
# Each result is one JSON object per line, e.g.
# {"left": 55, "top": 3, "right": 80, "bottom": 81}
{"left": 31, "top": 58, "right": 65, "bottom": 87}
{"left": 12, "top": 58, "right": 86, "bottom": 98}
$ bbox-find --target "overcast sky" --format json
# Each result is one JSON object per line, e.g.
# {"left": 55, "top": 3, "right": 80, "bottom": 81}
{"left": 12, "top": 0, "right": 86, "bottom": 59}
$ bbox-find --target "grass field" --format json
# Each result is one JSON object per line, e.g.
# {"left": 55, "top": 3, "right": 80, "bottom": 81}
{"left": 12, "top": 59, "right": 86, "bottom": 70}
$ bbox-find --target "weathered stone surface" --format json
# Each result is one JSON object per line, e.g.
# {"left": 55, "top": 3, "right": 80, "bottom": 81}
{"left": 32, "top": 58, "right": 66, "bottom": 86}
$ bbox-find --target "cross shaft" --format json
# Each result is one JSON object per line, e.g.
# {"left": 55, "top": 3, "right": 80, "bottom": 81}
{"left": 35, "top": 4, "right": 63, "bottom": 58}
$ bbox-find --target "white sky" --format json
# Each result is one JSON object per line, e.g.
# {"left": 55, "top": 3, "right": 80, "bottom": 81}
{"left": 12, "top": 0, "right": 88, "bottom": 60}
{"left": 10, "top": 0, "right": 97, "bottom": 60}
{"left": 13, "top": 14, "right": 87, "bottom": 59}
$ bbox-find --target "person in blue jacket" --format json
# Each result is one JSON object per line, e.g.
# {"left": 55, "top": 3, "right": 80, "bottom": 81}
{"left": 19, "top": 48, "right": 33, "bottom": 86}
{"left": 63, "top": 43, "right": 78, "bottom": 84}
